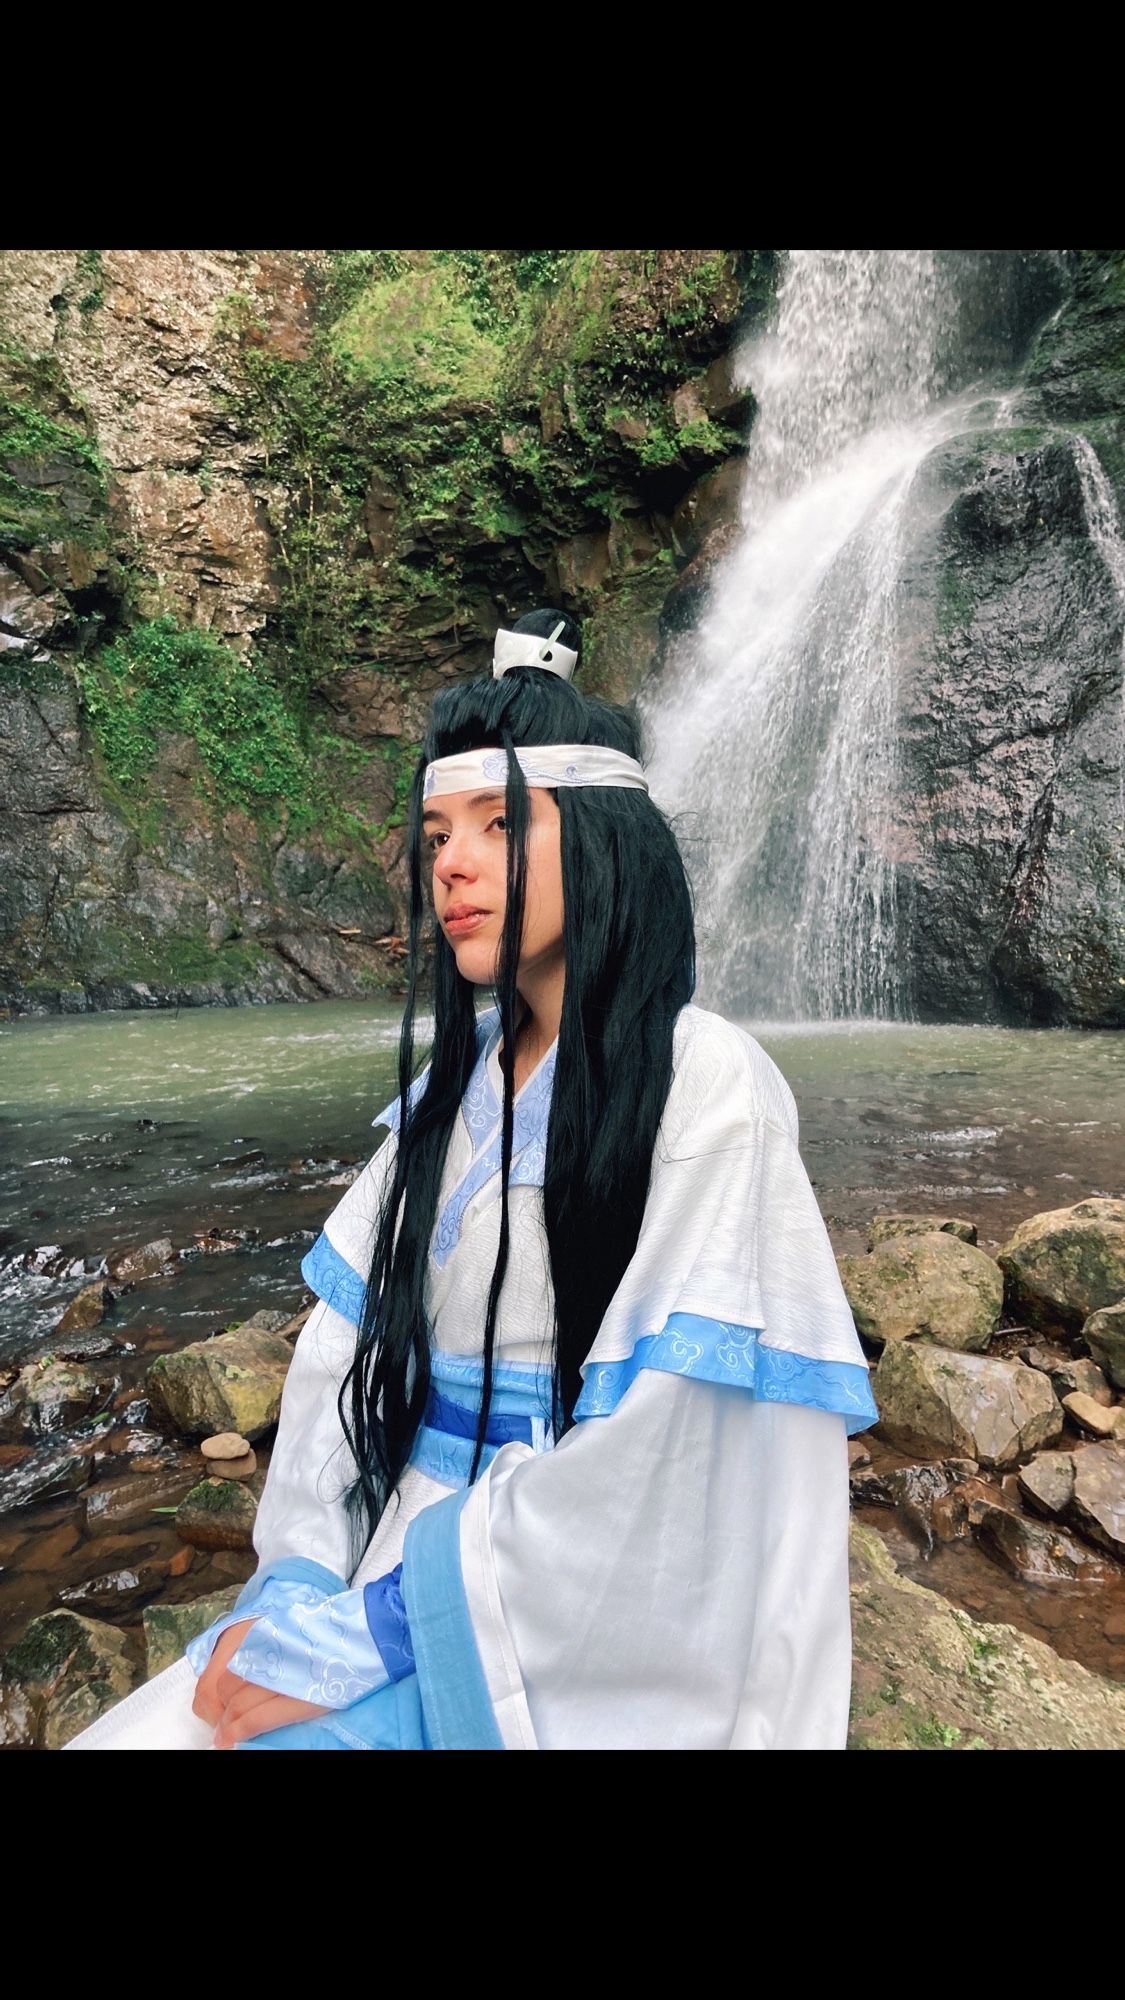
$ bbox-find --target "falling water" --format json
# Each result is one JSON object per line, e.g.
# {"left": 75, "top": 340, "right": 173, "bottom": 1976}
{"left": 643, "top": 250, "right": 985, "bottom": 1021}
{"left": 1072, "top": 434, "right": 1125, "bottom": 818}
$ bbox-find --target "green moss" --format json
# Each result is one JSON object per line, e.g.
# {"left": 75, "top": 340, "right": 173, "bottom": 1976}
{"left": 76, "top": 249, "right": 106, "bottom": 316}
{"left": 7, "top": 1612, "right": 92, "bottom": 1687}
{"left": 181, "top": 1477, "right": 247, "bottom": 1514}
{"left": 75, "top": 618, "right": 312, "bottom": 815}
{"left": 330, "top": 258, "right": 505, "bottom": 413}
{"left": 0, "top": 391, "right": 107, "bottom": 551}
{"left": 910, "top": 1714, "right": 963, "bottom": 1748}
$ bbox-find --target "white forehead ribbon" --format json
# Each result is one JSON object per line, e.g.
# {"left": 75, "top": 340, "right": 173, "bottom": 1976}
{"left": 423, "top": 744, "right": 649, "bottom": 799}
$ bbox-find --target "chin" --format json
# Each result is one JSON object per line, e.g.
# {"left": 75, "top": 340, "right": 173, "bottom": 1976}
{"left": 449, "top": 939, "right": 499, "bottom": 985}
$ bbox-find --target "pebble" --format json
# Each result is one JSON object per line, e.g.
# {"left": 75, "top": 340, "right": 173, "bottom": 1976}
{"left": 203, "top": 1451, "right": 257, "bottom": 1481}
{"left": 847, "top": 1438, "right": 872, "bottom": 1469}
{"left": 1104, "top": 1610, "right": 1125, "bottom": 1643}
{"left": 167, "top": 1545, "right": 195, "bottom": 1577}
{"left": 201, "top": 1433, "right": 252, "bottom": 1460}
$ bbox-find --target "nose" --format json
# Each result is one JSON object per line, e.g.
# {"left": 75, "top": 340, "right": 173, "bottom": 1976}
{"left": 433, "top": 828, "right": 477, "bottom": 888}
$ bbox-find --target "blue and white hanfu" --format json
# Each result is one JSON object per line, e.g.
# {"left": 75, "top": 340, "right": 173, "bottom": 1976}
{"left": 67, "top": 1005, "right": 877, "bottom": 1752}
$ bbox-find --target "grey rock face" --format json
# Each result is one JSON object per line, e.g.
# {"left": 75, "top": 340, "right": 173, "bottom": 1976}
{"left": 872, "top": 1340, "right": 1064, "bottom": 1467}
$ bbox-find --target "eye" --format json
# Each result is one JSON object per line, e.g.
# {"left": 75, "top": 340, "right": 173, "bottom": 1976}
{"left": 425, "top": 831, "right": 449, "bottom": 852}
{"left": 487, "top": 815, "right": 508, "bottom": 833}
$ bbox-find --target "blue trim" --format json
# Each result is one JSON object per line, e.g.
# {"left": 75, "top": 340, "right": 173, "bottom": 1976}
{"left": 574, "top": 1311, "right": 879, "bottom": 1436}
{"left": 410, "top": 1424, "right": 509, "bottom": 1486}
{"left": 401, "top": 1488, "right": 504, "bottom": 1751}
{"left": 425, "top": 1388, "right": 533, "bottom": 1446}
{"left": 430, "top": 1042, "right": 556, "bottom": 1269}
{"left": 301, "top": 1230, "right": 366, "bottom": 1327}
{"left": 363, "top": 1565, "right": 416, "bottom": 1683}
{"left": 430, "top": 1349, "right": 552, "bottom": 1414}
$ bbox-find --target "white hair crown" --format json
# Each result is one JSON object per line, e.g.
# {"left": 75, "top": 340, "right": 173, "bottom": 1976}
{"left": 492, "top": 620, "right": 578, "bottom": 682}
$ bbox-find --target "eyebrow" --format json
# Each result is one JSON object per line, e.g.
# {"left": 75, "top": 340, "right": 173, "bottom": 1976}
{"left": 422, "top": 789, "right": 507, "bottom": 825}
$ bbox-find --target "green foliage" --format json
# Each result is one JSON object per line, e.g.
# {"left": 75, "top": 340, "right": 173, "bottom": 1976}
{"left": 0, "top": 392, "right": 107, "bottom": 550}
{"left": 76, "top": 249, "right": 106, "bottom": 316}
{"left": 76, "top": 617, "right": 313, "bottom": 818}
{"left": 330, "top": 259, "right": 505, "bottom": 413}
{"left": 513, "top": 250, "right": 571, "bottom": 292}
{"left": 911, "top": 1714, "right": 963, "bottom": 1749}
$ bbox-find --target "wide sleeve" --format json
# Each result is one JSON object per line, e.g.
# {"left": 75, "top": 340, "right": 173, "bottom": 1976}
{"left": 399, "top": 1369, "right": 852, "bottom": 1750}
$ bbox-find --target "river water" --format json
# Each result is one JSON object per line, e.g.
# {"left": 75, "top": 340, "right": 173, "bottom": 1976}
{"left": 0, "top": 999, "right": 1122, "bottom": 1688}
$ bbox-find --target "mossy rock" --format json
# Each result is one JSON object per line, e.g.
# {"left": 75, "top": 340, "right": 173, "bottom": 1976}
{"left": 146, "top": 1324, "right": 292, "bottom": 1439}
{"left": 143, "top": 1583, "right": 241, "bottom": 1678}
{"left": 175, "top": 1477, "right": 258, "bottom": 1553}
{"left": 11, "top": 1357, "right": 103, "bottom": 1436}
{"left": 868, "top": 1214, "right": 977, "bottom": 1249}
{"left": 4, "top": 1608, "right": 138, "bottom": 1750}
{"left": 848, "top": 1520, "right": 1125, "bottom": 1749}
{"left": 997, "top": 1197, "right": 1125, "bottom": 1336}
{"left": 838, "top": 1232, "right": 1002, "bottom": 1352}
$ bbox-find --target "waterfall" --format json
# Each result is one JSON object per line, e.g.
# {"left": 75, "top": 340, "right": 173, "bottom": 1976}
{"left": 642, "top": 250, "right": 978, "bottom": 1023}
{"left": 1072, "top": 434, "right": 1125, "bottom": 818}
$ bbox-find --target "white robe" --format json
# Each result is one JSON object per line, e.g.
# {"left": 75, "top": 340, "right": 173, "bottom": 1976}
{"left": 68, "top": 1004, "right": 875, "bottom": 1751}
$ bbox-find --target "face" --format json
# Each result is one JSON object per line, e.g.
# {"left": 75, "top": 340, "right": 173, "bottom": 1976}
{"left": 423, "top": 785, "right": 564, "bottom": 988}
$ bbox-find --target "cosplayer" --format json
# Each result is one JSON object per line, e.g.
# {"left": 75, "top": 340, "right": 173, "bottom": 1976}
{"left": 68, "top": 609, "right": 877, "bottom": 1751}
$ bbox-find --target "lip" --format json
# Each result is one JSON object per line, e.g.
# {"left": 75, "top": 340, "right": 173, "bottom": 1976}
{"left": 443, "top": 906, "right": 491, "bottom": 937}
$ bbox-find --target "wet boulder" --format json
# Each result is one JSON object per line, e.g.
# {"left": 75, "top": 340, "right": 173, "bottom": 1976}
{"left": 996, "top": 1197, "right": 1125, "bottom": 1338}
{"left": 1083, "top": 1301, "right": 1125, "bottom": 1391}
{"left": 849, "top": 1457, "right": 979, "bottom": 1551}
{"left": 968, "top": 1496, "right": 1115, "bottom": 1584}
{"left": 143, "top": 1583, "right": 242, "bottom": 1678}
{"left": 9, "top": 1357, "right": 104, "bottom": 1437}
{"left": 55, "top": 1283, "right": 115, "bottom": 1334}
{"left": 1068, "top": 1444, "right": 1125, "bottom": 1560}
{"left": 175, "top": 1476, "right": 258, "bottom": 1553}
{"left": 0, "top": 1431, "right": 96, "bottom": 1515}
{"left": 868, "top": 1214, "right": 977, "bottom": 1248}
{"left": 872, "top": 1342, "right": 1064, "bottom": 1468}
{"left": 838, "top": 1232, "right": 1003, "bottom": 1352}
{"left": 107, "top": 1238, "right": 175, "bottom": 1284}
{"left": 2, "top": 1609, "right": 139, "bottom": 1751}
{"left": 145, "top": 1322, "right": 292, "bottom": 1439}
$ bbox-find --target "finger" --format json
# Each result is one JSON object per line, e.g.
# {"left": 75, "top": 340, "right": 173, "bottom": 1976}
{"left": 192, "top": 1618, "right": 256, "bottom": 1723}
{"left": 219, "top": 1680, "right": 279, "bottom": 1727}
{"left": 214, "top": 1665, "right": 255, "bottom": 1709}
{"left": 215, "top": 1695, "right": 330, "bottom": 1748}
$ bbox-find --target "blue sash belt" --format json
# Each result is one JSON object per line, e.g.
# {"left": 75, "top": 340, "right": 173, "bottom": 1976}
{"left": 424, "top": 1388, "right": 534, "bottom": 1446}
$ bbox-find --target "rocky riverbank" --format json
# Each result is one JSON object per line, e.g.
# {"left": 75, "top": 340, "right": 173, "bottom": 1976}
{"left": 1, "top": 1189, "right": 1124, "bottom": 1749}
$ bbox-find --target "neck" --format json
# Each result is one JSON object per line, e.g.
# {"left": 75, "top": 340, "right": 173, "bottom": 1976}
{"left": 513, "top": 954, "right": 564, "bottom": 1070}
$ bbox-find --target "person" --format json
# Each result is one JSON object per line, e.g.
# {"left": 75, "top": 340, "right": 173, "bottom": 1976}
{"left": 67, "top": 608, "right": 877, "bottom": 1752}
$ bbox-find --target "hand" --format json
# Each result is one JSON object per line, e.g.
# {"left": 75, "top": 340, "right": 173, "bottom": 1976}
{"left": 192, "top": 1617, "right": 258, "bottom": 1727}
{"left": 212, "top": 1681, "right": 332, "bottom": 1749}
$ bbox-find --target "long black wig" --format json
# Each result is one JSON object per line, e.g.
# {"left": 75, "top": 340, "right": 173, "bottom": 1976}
{"left": 340, "top": 617, "right": 696, "bottom": 1557}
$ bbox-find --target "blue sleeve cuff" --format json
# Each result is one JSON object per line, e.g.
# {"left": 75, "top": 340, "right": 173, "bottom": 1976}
{"left": 363, "top": 1564, "right": 416, "bottom": 1682}
{"left": 227, "top": 1571, "right": 414, "bottom": 1710}
{"left": 184, "top": 1556, "right": 346, "bottom": 1677}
